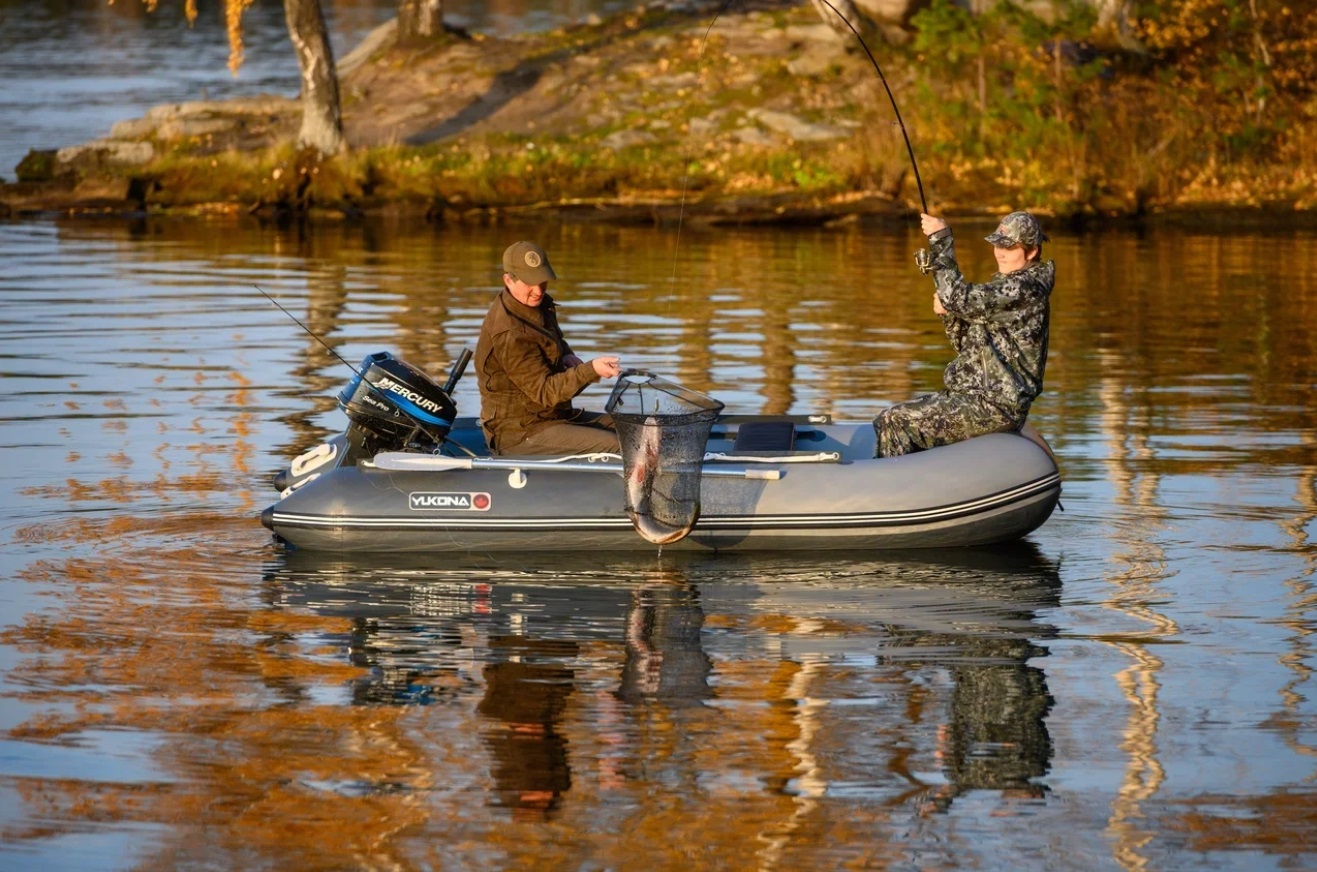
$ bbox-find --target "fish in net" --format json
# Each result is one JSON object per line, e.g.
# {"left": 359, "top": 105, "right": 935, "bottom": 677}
{"left": 605, "top": 371, "right": 725, "bottom": 545}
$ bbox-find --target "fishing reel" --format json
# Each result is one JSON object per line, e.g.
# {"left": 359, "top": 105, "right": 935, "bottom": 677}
{"left": 914, "top": 248, "right": 934, "bottom": 274}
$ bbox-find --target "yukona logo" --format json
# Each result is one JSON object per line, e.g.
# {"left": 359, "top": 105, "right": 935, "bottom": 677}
{"left": 409, "top": 492, "right": 492, "bottom": 511}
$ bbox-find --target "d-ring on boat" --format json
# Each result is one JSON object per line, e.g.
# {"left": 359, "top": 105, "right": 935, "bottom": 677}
{"left": 261, "top": 351, "right": 1062, "bottom": 552}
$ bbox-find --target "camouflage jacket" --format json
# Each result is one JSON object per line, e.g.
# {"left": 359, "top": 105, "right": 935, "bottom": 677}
{"left": 474, "top": 289, "right": 602, "bottom": 451}
{"left": 927, "top": 230, "right": 1055, "bottom": 416}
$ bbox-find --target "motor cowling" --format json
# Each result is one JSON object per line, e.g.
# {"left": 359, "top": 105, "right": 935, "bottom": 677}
{"left": 337, "top": 351, "right": 457, "bottom": 452}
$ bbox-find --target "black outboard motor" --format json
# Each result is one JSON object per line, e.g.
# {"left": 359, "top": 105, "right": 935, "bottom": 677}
{"left": 272, "top": 349, "right": 472, "bottom": 494}
{"left": 338, "top": 351, "right": 461, "bottom": 455}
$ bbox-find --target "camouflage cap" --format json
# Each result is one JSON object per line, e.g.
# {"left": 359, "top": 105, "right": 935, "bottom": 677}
{"left": 985, "top": 211, "right": 1049, "bottom": 248}
{"left": 502, "top": 240, "right": 557, "bottom": 285}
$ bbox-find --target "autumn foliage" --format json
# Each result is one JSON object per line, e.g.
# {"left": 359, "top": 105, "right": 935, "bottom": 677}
{"left": 908, "top": 0, "right": 1317, "bottom": 213}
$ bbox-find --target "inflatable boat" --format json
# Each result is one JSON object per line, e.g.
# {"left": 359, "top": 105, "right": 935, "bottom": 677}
{"left": 261, "top": 351, "right": 1061, "bottom": 553}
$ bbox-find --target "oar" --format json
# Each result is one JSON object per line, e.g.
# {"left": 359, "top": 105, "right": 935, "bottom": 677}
{"left": 370, "top": 452, "right": 781, "bottom": 480}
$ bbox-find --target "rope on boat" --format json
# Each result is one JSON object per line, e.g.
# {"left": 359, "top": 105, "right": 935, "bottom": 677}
{"left": 703, "top": 451, "right": 841, "bottom": 464}
{"left": 370, "top": 452, "right": 781, "bottom": 480}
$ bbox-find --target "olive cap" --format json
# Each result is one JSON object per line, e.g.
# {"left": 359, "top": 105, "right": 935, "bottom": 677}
{"left": 502, "top": 241, "right": 557, "bottom": 284}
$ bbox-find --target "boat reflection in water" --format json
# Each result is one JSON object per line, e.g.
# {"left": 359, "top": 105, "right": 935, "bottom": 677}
{"left": 263, "top": 543, "right": 1059, "bottom": 820}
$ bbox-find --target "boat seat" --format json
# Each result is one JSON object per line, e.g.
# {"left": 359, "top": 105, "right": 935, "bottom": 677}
{"left": 733, "top": 421, "right": 796, "bottom": 453}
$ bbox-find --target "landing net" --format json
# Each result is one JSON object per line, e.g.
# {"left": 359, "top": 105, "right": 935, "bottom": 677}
{"left": 605, "top": 371, "right": 725, "bottom": 545}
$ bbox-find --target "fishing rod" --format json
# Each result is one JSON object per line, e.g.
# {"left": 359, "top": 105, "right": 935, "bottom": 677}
{"left": 699, "top": 0, "right": 928, "bottom": 213}
{"left": 253, "top": 284, "right": 359, "bottom": 374}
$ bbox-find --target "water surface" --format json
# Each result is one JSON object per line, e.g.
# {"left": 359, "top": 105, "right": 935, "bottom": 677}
{"left": 0, "top": 215, "right": 1314, "bottom": 869}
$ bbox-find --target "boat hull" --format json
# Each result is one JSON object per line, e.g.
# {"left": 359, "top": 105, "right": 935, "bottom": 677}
{"left": 263, "top": 420, "right": 1061, "bottom": 553}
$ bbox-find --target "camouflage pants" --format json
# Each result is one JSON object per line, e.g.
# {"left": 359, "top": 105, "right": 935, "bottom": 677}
{"left": 873, "top": 392, "right": 1022, "bottom": 458}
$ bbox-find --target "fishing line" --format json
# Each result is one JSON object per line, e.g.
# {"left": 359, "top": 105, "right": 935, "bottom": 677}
{"left": 253, "top": 283, "right": 359, "bottom": 374}
{"left": 672, "top": 0, "right": 928, "bottom": 276}
{"left": 668, "top": 2, "right": 738, "bottom": 289}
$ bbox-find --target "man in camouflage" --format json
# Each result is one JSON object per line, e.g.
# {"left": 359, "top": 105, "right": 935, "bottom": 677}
{"left": 475, "top": 241, "right": 622, "bottom": 456}
{"left": 874, "top": 211, "right": 1055, "bottom": 458}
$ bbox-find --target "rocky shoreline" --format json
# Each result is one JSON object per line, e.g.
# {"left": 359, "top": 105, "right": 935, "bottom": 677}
{"left": 2, "top": 5, "right": 904, "bottom": 225}
{"left": 3, "top": 2, "right": 1312, "bottom": 229}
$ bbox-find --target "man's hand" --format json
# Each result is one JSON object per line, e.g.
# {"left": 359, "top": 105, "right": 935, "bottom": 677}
{"left": 920, "top": 213, "right": 948, "bottom": 236}
{"left": 591, "top": 356, "right": 621, "bottom": 379}
{"left": 933, "top": 292, "right": 947, "bottom": 316}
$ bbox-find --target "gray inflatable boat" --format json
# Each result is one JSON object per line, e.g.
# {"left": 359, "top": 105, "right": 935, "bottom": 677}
{"left": 261, "top": 351, "right": 1061, "bottom": 553}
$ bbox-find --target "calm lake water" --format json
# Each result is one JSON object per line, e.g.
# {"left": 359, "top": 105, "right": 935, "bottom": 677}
{"left": 1, "top": 214, "right": 1314, "bottom": 870}
{"left": 2, "top": 1, "right": 1317, "bottom": 870}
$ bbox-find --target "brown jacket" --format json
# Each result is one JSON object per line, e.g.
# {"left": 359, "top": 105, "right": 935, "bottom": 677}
{"left": 474, "top": 289, "right": 602, "bottom": 451}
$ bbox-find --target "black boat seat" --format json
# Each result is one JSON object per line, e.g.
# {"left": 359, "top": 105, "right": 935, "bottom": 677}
{"left": 733, "top": 421, "right": 796, "bottom": 453}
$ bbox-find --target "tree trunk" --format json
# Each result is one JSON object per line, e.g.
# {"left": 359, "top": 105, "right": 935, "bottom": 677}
{"left": 1092, "top": 0, "right": 1146, "bottom": 52}
{"left": 284, "top": 0, "right": 344, "bottom": 156}
{"left": 398, "top": 0, "right": 444, "bottom": 41}
{"left": 811, "top": 0, "right": 867, "bottom": 39}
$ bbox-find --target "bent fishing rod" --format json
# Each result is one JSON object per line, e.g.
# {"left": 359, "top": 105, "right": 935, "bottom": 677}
{"left": 700, "top": 0, "right": 927, "bottom": 213}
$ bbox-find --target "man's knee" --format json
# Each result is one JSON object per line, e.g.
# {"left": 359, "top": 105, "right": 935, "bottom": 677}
{"left": 515, "top": 422, "right": 619, "bottom": 456}
{"left": 874, "top": 393, "right": 999, "bottom": 458}
{"left": 873, "top": 405, "right": 922, "bottom": 458}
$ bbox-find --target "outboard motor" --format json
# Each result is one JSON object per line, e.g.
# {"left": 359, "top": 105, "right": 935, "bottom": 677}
{"left": 272, "top": 349, "right": 471, "bottom": 495}
{"left": 338, "top": 351, "right": 461, "bottom": 455}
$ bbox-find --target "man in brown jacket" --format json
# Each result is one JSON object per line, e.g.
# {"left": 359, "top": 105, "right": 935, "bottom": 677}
{"left": 474, "top": 241, "right": 622, "bottom": 455}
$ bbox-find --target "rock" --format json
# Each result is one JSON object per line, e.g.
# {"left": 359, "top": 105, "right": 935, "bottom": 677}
{"left": 97, "top": 97, "right": 301, "bottom": 155}
{"left": 143, "top": 97, "right": 299, "bottom": 122}
{"left": 852, "top": 0, "right": 926, "bottom": 24}
{"left": 732, "top": 126, "right": 776, "bottom": 147}
{"left": 602, "top": 129, "right": 657, "bottom": 150}
{"left": 57, "top": 140, "right": 156, "bottom": 171}
{"left": 787, "top": 44, "right": 841, "bottom": 76}
{"left": 338, "top": 19, "right": 398, "bottom": 77}
{"left": 0, "top": 176, "right": 142, "bottom": 215}
{"left": 107, "top": 98, "right": 300, "bottom": 144}
{"left": 108, "top": 118, "right": 157, "bottom": 140}
{"left": 689, "top": 117, "right": 717, "bottom": 136}
{"left": 7, "top": 142, "right": 153, "bottom": 213}
{"left": 15, "top": 149, "right": 59, "bottom": 183}
{"left": 785, "top": 23, "right": 846, "bottom": 43}
{"left": 157, "top": 116, "right": 240, "bottom": 140}
{"left": 649, "top": 72, "right": 702, "bottom": 90}
{"left": 748, "top": 109, "right": 847, "bottom": 142}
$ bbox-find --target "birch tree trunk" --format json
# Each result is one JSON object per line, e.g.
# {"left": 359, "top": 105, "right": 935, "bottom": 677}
{"left": 398, "top": 0, "right": 444, "bottom": 41}
{"left": 284, "top": 0, "right": 344, "bottom": 156}
{"left": 811, "top": 0, "right": 868, "bottom": 38}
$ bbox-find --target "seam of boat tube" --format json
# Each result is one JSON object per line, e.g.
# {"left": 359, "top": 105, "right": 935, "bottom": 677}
{"left": 268, "top": 473, "right": 1061, "bottom": 531}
